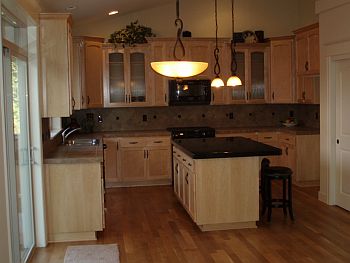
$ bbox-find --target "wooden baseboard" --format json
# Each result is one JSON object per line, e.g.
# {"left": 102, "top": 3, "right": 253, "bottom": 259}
{"left": 198, "top": 221, "right": 257, "bottom": 231}
{"left": 48, "top": 231, "right": 96, "bottom": 243}
{"left": 106, "top": 178, "right": 172, "bottom": 188}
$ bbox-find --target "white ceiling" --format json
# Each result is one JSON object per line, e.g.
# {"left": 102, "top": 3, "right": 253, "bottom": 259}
{"left": 39, "top": 0, "right": 173, "bottom": 22}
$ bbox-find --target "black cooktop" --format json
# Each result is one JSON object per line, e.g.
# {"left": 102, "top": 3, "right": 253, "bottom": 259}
{"left": 167, "top": 126, "right": 215, "bottom": 139}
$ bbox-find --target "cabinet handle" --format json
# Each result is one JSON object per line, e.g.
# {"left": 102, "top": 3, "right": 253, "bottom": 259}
{"left": 285, "top": 146, "right": 289, "bottom": 156}
{"left": 175, "top": 164, "right": 179, "bottom": 173}
{"left": 264, "top": 136, "right": 272, "bottom": 139}
{"left": 246, "top": 91, "right": 249, "bottom": 101}
{"left": 182, "top": 158, "right": 186, "bottom": 162}
{"left": 146, "top": 150, "right": 149, "bottom": 158}
{"left": 188, "top": 163, "right": 192, "bottom": 166}
{"left": 305, "top": 61, "right": 309, "bottom": 71}
{"left": 177, "top": 154, "right": 181, "bottom": 157}
{"left": 128, "top": 141, "right": 138, "bottom": 144}
{"left": 272, "top": 92, "right": 275, "bottom": 101}
{"left": 72, "top": 97, "right": 76, "bottom": 109}
{"left": 164, "top": 94, "right": 167, "bottom": 103}
{"left": 87, "top": 96, "right": 90, "bottom": 105}
{"left": 185, "top": 173, "right": 189, "bottom": 184}
{"left": 302, "top": 91, "right": 306, "bottom": 100}
{"left": 153, "top": 141, "right": 163, "bottom": 143}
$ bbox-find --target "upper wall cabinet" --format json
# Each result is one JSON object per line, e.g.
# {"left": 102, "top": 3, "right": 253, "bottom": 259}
{"left": 226, "top": 43, "right": 270, "bottom": 104}
{"left": 294, "top": 23, "right": 319, "bottom": 75}
{"left": 269, "top": 37, "right": 295, "bottom": 103}
{"left": 40, "top": 13, "right": 73, "bottom": 117}
{"left": 294, "top": 23, "right": 320, "bottom": 104}
{"left": 103, "top": 44, "right": 151, "bottom": 107}
{"left": 73, "top": 36, "right": 104, "bottom": 110}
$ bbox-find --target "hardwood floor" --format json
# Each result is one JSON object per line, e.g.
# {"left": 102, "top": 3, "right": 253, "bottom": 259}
{"left": 30, "top": 185, "right": 350, "bottom": 263}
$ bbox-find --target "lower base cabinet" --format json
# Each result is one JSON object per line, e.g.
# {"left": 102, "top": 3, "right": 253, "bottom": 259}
{"left": 216, "top": 131, "right": 320, "bottom": 186}
{"left": 104, "top": 136, "right": 172, "bottom": 187}
{"left": 45, "top": 162, "right": 104, "bottom": 242}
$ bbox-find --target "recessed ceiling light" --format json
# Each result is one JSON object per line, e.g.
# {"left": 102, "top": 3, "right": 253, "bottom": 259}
{"left": 108, "top": 10, "right": 119, "bottom": 16}
{"left": 65, "top": 5, "right": 77, "bottom": 11}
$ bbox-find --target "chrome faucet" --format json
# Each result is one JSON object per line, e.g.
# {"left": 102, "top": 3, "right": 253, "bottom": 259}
{"left": 62, "top": 127, "right": 81, "bottom": 144}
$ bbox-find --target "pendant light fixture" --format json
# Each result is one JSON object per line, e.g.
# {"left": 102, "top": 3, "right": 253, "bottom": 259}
{"left": 227, "top": 0, "right": 242, "bottom": 87}
{"left": 150, "top": 0, "right": 208, "bottom": 79}
{"left": 211, "top": 0, "right": 224, "bottom": 88}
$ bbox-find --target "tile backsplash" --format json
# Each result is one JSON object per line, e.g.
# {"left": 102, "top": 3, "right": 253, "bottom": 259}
{"left": 67, "top": 104, "right": 320, "bottom": 132}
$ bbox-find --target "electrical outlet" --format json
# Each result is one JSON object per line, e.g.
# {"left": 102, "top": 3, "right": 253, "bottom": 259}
{"left": 229, "top": 112, "right": 234, "bottom": 119}
{"left": 142, "top": 115, "right": 147, "bottom": 122}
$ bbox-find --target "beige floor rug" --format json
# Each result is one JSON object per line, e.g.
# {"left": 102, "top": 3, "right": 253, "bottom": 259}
{"left": 64, "top": 244, "right": 119, "bottom": 263}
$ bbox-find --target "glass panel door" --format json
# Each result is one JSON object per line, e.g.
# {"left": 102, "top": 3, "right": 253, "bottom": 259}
{"left": 231, "top": 51, "right": 246, "bottom": 101}
{"left": 108, "top": 52, "right": 125, "bottom": 103}
{"left": 130, "top": 52, "right": 146, "bottom": 102}
{"left": 250, "top": 51, "right": 265, "bottom": 100}
{"left": 3, "top": 47, "right": 35, "bottom": 262}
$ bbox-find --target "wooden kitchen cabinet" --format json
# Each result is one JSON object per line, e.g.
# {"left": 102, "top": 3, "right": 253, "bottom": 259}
{"left": 227, "top": 44, "right": 270, "bottom": 104}
{"left": 103, "top": 44, "right": 151, "bottom": 107}
{"left": 257, "top": 132, "right": 280, "bottom": 166}
{"left": 105, "top": 136, "right": 171, "bottom": 186}
{"left": 294, "top": 23, "right": 319, "bottom": 75}
{"left": 103, "top": 138, "right": 119, "bottom": 183}
{"left": 294, "top": 23, "right": 320, "bottom": 104}
{"left": 149, "top": 40, "right": 169, "bottom": 106}
{"left": 40, "top": 13, "right": 73, "bottom": 117}
{"left": 269, "top": 37, "right": 295, "bottom": 103}
{"left": 278, "top": 133, "right": 320, "bottom": 186}
{"left": 72, "top": 36, "right": 104, "bottom": 110}
{"left": 45, "top": 163, "right": 104, "bottom": 242}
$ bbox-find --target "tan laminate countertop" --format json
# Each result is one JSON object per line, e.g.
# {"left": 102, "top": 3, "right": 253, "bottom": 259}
{"left": 44, "top": 127, "right": 318, "bottom": 164}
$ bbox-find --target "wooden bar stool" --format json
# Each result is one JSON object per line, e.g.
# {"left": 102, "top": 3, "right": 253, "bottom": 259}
{"left": 260, "top": 158, "right": 294, "bottom": 222}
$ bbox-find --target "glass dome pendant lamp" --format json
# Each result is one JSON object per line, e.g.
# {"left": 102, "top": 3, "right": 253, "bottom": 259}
{"left": 227, "top": 0, "right": 242, "bottom": 87}
{"left": 150, "top": 0, "right": 208, "bottom": 79}
{"left": 211, "top": 0, "right": 224, "bottom": 88}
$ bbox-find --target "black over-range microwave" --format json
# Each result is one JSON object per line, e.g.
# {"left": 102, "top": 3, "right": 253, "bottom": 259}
{"left": 168, "top": 79, "right": 211, "bottom": 106}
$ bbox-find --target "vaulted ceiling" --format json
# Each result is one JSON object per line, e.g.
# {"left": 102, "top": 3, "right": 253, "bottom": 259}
{"left": 39, "top": 0, "right": 173, "bottom": 23}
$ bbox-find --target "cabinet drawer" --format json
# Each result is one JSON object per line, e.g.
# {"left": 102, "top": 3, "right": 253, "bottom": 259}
{"left": 119, "top": 138, "right": 147, "bottom": 147}
{"left": 258, "top": 132, "right": 278, "bottom": 143}
{"left": 278, "top": 133, "right": 296, "bottom": 145}
{"left": 182, "top": 155, "right": 194, "bottom": 172}
{"left": 147, "top": 137, "right": 170, "bottom": 147}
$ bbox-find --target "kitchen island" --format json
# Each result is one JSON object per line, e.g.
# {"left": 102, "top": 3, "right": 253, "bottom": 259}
{"left": 172, "top": 137, "right": 281, "bottom": 231}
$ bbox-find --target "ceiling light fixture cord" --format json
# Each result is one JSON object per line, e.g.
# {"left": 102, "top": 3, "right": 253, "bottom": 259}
{"left": 173, "top": 0, "right": 185, "bottom": 61}
{"left": 231, "top": 0, "right": 238, "bottom": 75}
{"left": 214, "top": 0, "right": 221, "bottom": 77}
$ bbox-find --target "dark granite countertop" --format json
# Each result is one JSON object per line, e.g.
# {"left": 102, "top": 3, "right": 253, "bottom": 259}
{"left": 215, "top": 126, "right": 319, "bottom": 135}
{"left": 172, "top": 137, "right": 282, "bottom": 159}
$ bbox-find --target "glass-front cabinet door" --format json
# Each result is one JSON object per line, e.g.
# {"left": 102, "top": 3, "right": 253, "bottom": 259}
{"left": 229, "top": 49, "right": 247, "bottom": 103}
{"left": 107, "top": 49, "right": 126, "bottom": 104}
{"left": 103, "top": 45, "right": 150, "bottom": 107}
{"left": 228, "top": 45, "right": 268, "bottom": 104}
{"left": 249, "top": 48, "right": 268, "bottom": 102}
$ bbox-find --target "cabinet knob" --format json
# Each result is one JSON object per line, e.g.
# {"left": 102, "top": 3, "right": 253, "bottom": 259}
{"left": 305, "top": 61, "right": 309, "bottom": 71}
{"left": 185, "top": 173, "right": 189, "bottom": 184}
{"left": 272, "top": 92, "right": 275, "bottom": 101}
{"left": 285, "top": 146, "right": 289, "bottom": 155}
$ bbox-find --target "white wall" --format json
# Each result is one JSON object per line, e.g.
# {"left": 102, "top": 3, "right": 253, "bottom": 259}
{"left": 316, "top": 0, "right": 350, "bottom": 203}
{"left": 73, "top": 0, "right": 318, "bottom": 38}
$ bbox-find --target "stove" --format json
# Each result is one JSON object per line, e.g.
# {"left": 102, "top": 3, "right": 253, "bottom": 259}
{"left": 167, "top": 126, "right": 216, "bottom": 139}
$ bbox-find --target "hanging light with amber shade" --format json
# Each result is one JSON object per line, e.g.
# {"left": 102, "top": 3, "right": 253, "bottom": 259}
{"left": 150, "top": 0, "right": 208, "bottom": 79}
